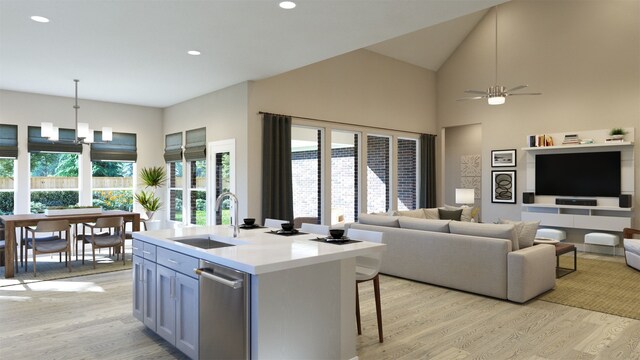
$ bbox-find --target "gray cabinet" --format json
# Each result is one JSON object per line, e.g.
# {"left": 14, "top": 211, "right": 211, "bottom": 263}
{"left": 156, "top": 247, "right": 200, "bottom": 360}
{"left": 132, "top": 240, "right": 157, "bottom": 331}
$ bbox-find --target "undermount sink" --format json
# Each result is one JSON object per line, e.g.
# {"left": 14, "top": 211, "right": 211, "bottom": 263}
{"left": 172, "top": 237, "right": 236, "bottom": 250}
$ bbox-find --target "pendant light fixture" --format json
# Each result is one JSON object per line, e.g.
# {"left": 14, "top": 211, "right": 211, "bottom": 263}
{"left": 41, "top": 79, "right": 112, "bottom": 144}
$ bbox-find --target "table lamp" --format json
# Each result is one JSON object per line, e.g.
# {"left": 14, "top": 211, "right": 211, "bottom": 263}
{"left": 455, "top": 188, "right": 475, "bottom": 207}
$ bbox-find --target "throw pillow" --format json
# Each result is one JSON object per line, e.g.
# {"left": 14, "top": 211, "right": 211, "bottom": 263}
{"left": 398, "top": 217, "right": 451, "bottom": 233}
{"left": 423, "top": 208, "right": 440, "bottom": 219}
{"left": 499, "top": 219, "right": 540, "bottom": 249}
{"left": 392, "top": 209, "right": 426, "bottom": 219}
{"left": 449, "top": 221, "right": 518, "bottom": 251}
{"left": 438, "top": 208, "right": 462, "bottom": 221}
{"left": 444, "top": 204, "right": 474, "bottom": 222}
{"left": 358, "top": 213, "right": 400, "bottom": 227}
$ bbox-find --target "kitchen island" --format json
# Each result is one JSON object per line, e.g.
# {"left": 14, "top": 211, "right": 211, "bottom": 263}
{"left": 132, "top": 225, "right": 385, "bottom": 360}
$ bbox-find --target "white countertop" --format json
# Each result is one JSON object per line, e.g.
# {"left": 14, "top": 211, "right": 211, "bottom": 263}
{"left": 133, "top": 225, "right": 385, "bottom": 275}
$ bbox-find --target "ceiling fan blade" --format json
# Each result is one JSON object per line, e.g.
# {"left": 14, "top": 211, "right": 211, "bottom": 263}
{"left": 456, "top": 96, "right": 485, "bottom": 101}
{"left": 464, "top": 90, "right": 487, "bottom": 95}
{"left": 506, "top": 85, "right": 528, "bottom": 92}
{"left": 508, "top": 92, "right": 542, "bottom": 96}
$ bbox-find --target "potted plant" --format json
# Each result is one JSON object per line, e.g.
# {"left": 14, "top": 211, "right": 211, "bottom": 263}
{"left": 135, "top": 166, "right": 167, "bottom": 220}
{"left": 609, "top": 128, "right": 627, "bottom": 140}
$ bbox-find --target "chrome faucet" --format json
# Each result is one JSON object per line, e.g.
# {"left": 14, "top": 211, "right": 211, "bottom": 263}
{"left": 215, "top": 192, "right": 240, "bottom": 237}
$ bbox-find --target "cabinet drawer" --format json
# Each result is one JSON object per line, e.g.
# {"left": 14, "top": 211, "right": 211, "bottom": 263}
{"left": 132, "top": 239, "right": 144, "bottom": 257}
{"left": 157, "top": 247, "right": 198, "bottom": 278}
{"left": 142, "top": 242, "right": 157, "bottom": 261}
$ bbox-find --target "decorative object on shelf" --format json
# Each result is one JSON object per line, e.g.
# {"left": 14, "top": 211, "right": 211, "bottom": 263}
{"left": 527, "top": 134, "right": 554, "bottom": 147}
{"left": 562, "top": 134, "right": 580, "bottom": 145}
{"left": 491, "top": 149, "right": 516, "bottom": 167}
{"left": 44, "top": 206, "right": 102, "bottom": 216}
{"left": 134, "top": 166, "right": 167, "bottom": 220}
{"left": 607, "top": 128, "right": 627, "bottom": 142}
{"left": 457, "top": 7, "right": 541, "bottom": 105}
{"left": 491, "top": 170, "right": 516, "bottom": 204}
{"left": 40, "top": 79, "right": 113, "bottom": 145}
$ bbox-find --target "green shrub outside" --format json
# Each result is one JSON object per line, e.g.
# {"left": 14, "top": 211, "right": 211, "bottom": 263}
{"left": 30, "top": 191, "right": 79, "bottom": 213}
{"left": 0, "top": 191, "right": 14, "bottom": 215}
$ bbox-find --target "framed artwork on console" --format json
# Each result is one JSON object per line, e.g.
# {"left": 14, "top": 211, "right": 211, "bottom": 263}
{"left": 492, "top": 170, "right": 516, "bottom": 203}
{"left": 491, "top": 149, "right": 516, "bottom": 167}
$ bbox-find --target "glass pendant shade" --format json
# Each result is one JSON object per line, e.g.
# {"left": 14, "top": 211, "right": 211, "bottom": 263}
{"left": 77, "top": 122, "right": 90, "bottom": 138}
{"left": 102, "top": 127, "right": 113, "bottom": 141}
{"left": 49, "top": 127, "right": 59, "bottom": 141}
{"left": 84, "top": 129, "right": 94, "bottom": 143}
{"left": 41, "top": 122, "right": 54, "bottom": 138}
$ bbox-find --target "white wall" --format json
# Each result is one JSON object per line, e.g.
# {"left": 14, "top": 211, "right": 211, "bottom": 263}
{"left": 0, "top": 89, "right": 163, "bottom": 214}
{"left": 248, "top": 49, "right": 438, "bottom": 222}
{"left": 436, "top": 0, "right": 640, "bottom": 225}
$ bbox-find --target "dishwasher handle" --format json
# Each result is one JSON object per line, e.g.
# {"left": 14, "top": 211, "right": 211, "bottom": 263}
{"left": 194, "top": 268, "right": 243, "bottom": 289}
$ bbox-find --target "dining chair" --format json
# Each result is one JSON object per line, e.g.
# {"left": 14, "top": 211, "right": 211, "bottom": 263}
{"left": 300, "top": 223, "right": 330, "bottom": 236}
{"left": 346, "top": 228, "right": 384, "bottom": 343}
{"left": 82, "top": 216, "right": 126, "bottom": 269}
{"left": 25, "top": 220, "right": 72, "bottom": 277}
{"left": 263, "top": 218, "right": 289, "bottom": 228}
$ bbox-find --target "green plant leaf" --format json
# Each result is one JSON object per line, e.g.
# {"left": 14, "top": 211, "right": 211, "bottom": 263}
{"left": 139, "top": 166, "right": 167, "bottom": 188}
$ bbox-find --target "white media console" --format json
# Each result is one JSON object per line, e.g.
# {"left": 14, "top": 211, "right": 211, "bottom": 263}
{"left": 521, "top": 128, "right": 634, "bottom": 232}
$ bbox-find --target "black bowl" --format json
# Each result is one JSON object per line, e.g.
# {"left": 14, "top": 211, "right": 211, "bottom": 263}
{"left": 281, "top": 222, "right": 294, "bottom": 231}
{"left": 243, "top": 218, "right": 255, "bottom": 226}
{"left": 329, "top": 229, "right": 344, "bottom": 239}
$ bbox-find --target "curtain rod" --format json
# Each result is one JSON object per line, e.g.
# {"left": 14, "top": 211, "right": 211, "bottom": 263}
{"left": 258, "top": 111, "right": 433, "bottom": 136}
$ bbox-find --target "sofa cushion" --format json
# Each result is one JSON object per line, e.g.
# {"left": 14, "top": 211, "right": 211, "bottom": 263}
{"left": 444, "top": 204, "right": 474, "bottom": 222}
{"left": 398, "top": 217, "right": 451, "bottom": 233}
{"left": 423, "top": 208, "right": 440, "bottom": 219}
{"left": 449, "top": 221, "right": 518, "bottom": 251}
{"left": 392, "top": 209, "right": 426, "bottom": 219}
{"left": 499, "top": 219, "right": 540, "bottom": 249}
{"left": 358, "top": 213, "right": 399, "bottom": 227}
{"left": 438, "top": 208, "right": 462, "bottom": 221}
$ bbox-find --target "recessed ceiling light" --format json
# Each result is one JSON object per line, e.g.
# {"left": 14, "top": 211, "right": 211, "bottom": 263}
{"left": 279, "top": 1, "right": 296, "bottom": 10}
{"left": 187, "top": 50, "right": 201, "bottom": 56}
{"left": 30, "top": 15, "right": 50, "bottom": 23}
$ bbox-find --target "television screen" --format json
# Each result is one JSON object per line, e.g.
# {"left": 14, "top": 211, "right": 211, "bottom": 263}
{"left": 535, "top": 151, "right": 621, "bottom": 197}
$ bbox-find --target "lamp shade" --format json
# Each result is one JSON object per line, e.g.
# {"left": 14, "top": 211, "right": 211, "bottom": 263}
{"left": 455, "top": 188, "right": 475, "bottom": 205}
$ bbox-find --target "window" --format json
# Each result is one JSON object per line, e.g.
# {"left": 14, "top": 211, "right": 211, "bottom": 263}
{"left": 92, "top": 161, "right": 134, "bottom": 211}
{"left": 291, "top": 126, "right": 322, "bottom": 223}
{"left": 331, "top": 130, "right": 359, "bottom": 223}
{"left": 168, "top": 161, "right": 183, "bottom": 222}
{"left": 397, "top": 138, "right": 418, "bottom": 210}
{"left": 0, "top": 159, "right": 14, "bottom": 215}
{"left": 188, "top": 160, "right": 206, "bottom": 225}
{"left": 366, "top": 135, "right": 391, "bottom": 214}
{"left": 30, "top": 152, "right": 79, "bottom": 213}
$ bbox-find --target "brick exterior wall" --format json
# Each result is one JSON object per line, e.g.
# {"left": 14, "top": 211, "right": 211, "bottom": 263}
{"left": 397, "top": 138, "right": 417, "bottom": 210}
{"left": 292, "top": 148, "right": 320, "bottom": 219}
{"left": 331, "top": 143, "right": 358, "bottom": 223}
{"left": 367, "top": 135, "right": 390, "bottom": 213}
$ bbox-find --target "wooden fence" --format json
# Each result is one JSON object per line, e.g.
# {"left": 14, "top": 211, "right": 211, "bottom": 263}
{"left": 3, "top": 177, "right": 205, "bottom": 190}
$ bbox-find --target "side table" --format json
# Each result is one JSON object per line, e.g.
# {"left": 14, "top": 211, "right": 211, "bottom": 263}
{"left": 555, "top": 242, "right": 577, "bottom": 278}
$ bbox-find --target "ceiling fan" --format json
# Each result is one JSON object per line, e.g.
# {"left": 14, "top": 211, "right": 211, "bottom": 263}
{"left": 457, "top": 7, "right": 541, "bottom": 105}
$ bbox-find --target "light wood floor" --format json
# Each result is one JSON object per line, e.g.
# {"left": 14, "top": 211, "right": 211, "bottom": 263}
{"left": 0, "top": 254, "right": 639, "bottom": 360}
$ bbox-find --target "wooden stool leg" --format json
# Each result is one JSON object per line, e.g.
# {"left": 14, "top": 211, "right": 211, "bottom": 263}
{"left": 355, "top": 282, "right": 362, "bottom": 335}
{"left": 373, "top": 275, "right": 383, "bottom": 343}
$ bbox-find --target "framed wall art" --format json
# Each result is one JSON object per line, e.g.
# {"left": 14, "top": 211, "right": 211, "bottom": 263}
{"left": 491, "top": 149, "right": 516, "bottom": 167}
{"left": 491, "top": 170, "right": 516, "bottom": 204}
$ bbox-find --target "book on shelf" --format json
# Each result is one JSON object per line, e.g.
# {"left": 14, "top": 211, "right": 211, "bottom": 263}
{"left": 605, "top": 138, "right": 626, "bottom": 143}
{"left": 562, "top": 134, "right": 580, "bottom": 145}
{"left": 527, "top": 134, "right": 554, "bottom": 147}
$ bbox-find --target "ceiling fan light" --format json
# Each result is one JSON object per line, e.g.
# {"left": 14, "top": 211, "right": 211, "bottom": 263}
{"left": 41, "top": 122, "right": 54, "bottom": 138}
{"left": 102, "top": 127, "right": 113, "bottom": 141}
{"left": 488, "top": 96, "right": 505, "bottom": 105}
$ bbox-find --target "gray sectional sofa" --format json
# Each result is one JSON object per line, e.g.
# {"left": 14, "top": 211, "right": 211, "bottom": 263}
{"left": 345, "top": 213, "right": 556, "bottom": 303}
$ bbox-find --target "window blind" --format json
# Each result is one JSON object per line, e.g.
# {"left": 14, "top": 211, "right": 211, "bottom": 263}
{"left": 184, "top": 127, "right": 206, "bottom": 161}
{"left": 0, "top": 124, "right": 18, "bottom": 158}
{"left": 90, "top": 132, "right": 137, "bottom": 162}
{"left": 27, "top": 126, "right": 82, "bottom": 153}
{"left": 164, "top": 132, "right": 183, "bottom": 162}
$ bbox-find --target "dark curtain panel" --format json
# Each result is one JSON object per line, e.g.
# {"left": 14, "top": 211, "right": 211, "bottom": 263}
{"left": 419, "top": 133, "right": 437, "bottom": 208}
{"left": 261, "top": 113, "right": 293, "bottom": 223}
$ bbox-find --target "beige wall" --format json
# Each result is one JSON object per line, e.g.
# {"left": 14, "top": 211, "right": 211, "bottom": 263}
{"left": 0, "top": 89, "right": 163, "bottom": 214}
{"left": 443, "top": 124, "right": 482, "bottom": 208}
{"left": 248, "top": 49, "right": 437, "bottom": 222}
{"left": 162, "top": 82, "right": 250, "bottom": 220}
{"left": 437, "top": 0, "right": 640, "bottom": 225}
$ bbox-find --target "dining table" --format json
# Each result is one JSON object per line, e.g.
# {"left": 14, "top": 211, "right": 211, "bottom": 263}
{"left": 0, "top": 210, "right": 140, "bottom": 278}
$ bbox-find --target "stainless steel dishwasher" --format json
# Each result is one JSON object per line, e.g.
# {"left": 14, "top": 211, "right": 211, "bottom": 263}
{"left": 195, "top": 260, "right": 250, "bottom": 360}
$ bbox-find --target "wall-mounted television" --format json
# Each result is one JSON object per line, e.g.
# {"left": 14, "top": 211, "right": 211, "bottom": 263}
{"left": 535, "top": 151, "right": 621, "bottom": 197}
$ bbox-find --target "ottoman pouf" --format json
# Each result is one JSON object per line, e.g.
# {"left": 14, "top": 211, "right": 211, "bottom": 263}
{"left": 585, "top": 232, "right": 619, "bottom": 255}
{"left": 536, "top": 228, "right": 567, "bottom": 241}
